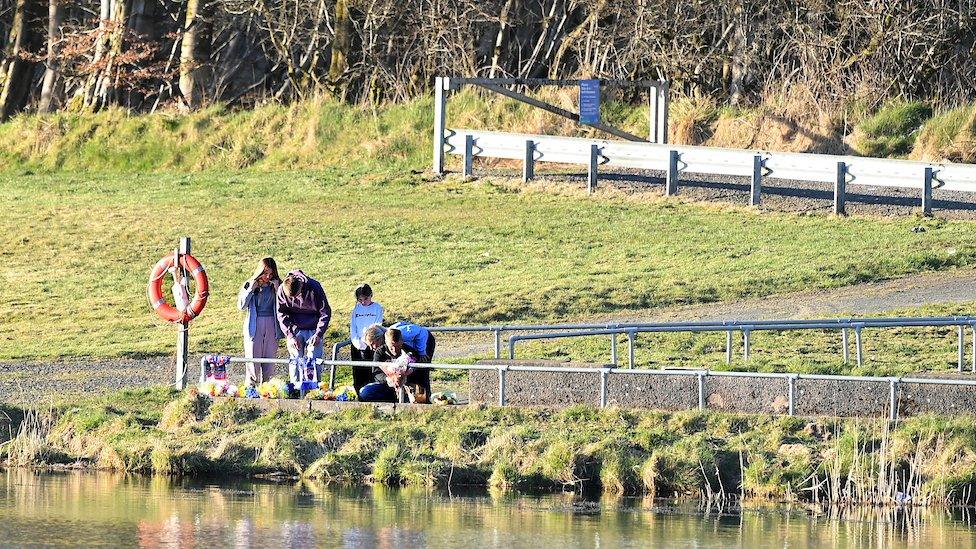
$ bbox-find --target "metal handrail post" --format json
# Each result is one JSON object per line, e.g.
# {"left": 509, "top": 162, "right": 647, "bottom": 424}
{"left": 627, "top": 331, "right": 636, "bottom": 369}
{"left": 743, "top": 328, "right": 752, "bottom": 362}
{"left": 854, "top": 325, "right": 864, "bottom": 367}
{"left": 889, "top": 378, "right": 899, "bottom": 422}
{"left": 971, "top": 322, "right": 976, "bottom": 373}
{"left": 508, "top": 336, "right": 518, "bottom": 359}
{"left": 329, "top": 342, "right": 342, "bottom": 390}
{"left": 787, "top": 375, "right": 797, "bottom": 416}
{"left": 697, "top": 372, "right": 706, "bottom": 410}
{"left": 842, "top": 328, "right": 850, "bottom": 363}
{"left": 725, "top": 331, "right": 732, "bottom": 364}
{"left": 599, "top": 368, "right": 611, "bottom": 408}
{"left": 494, "top": 329, "right": 502, "bottom": 359}
{"left": 498, "top": 365, "right": 508, "bottom": 406}
{"left": 959, "top": 325, "right": 966, "bottom": 373}
{"left": 610, "top": 335, "right": 618, "bottom": 365}
{"left": 199, "top": 356, "right": 209, "bottom": 384}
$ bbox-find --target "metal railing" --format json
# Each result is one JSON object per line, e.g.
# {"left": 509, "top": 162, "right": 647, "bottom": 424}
{"left": 442, "top": 129, "right": 976, "bottom": 211}
{"left": 329, "top": 317, "right": 976, "bottom": 381}
{"left": 200, "top": 355, "right": 976, "bottom": 421}
{"left": 507, "top": 316, "right": 976, "bottom": 371}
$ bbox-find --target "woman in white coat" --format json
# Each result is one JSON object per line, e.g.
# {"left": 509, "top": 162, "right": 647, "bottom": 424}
{"left": 238, "top": 257, "right": 284, "bottom": 386}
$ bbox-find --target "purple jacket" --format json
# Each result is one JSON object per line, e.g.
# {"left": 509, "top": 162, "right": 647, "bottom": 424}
{"left": 276, "top": 270, "right": 331, "bottom": 340}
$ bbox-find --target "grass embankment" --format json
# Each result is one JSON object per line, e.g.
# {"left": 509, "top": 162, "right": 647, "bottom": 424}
{"left": 3, "top": 92, "right": 976, "bottom": 172}
{"left": 2, "top": 389, "right": 975, "bottom": 506}
{"left": 2, "top": 171, "right": 975, "bottom": 364}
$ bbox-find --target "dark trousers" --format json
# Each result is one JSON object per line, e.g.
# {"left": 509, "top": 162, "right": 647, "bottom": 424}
{"left": 358, "top": 369, "right": 432, "bottom": 402}
{"left": 350, "top": 346, "right": 375, "bottom": 391}
{"left": 425, "top": 334, "right": 436, "bottom": 361}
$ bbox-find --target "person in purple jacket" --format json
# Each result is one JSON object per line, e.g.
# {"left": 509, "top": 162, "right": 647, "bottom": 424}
{"left": 276, "top": 270, "right": 332, "bottom": 383}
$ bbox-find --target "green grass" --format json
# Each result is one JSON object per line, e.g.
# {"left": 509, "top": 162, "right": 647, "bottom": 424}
{"left": 4, "top": 388, "right": 975, "bottom": 505}
{"left": 852, "top": 101, "right": 933, "bottom": 158}
{"left": 913, "top": 104, "right": 976, "bottom": 160}
{"left": 3, "top": 171, "right": 976, "bottom": 361}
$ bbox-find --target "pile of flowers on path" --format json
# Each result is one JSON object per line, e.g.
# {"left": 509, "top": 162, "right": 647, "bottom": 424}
{"left": 198, "top": 377, "right": 358, "bottom": 401}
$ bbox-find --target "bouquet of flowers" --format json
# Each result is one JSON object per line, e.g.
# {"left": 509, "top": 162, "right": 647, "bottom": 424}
{"left": 333, "top": 385, "right": 358, "bottom": 401}
{"left": 304, "top": 388, "right": 337, "bottom": 400}
{"left": 199, "top": 380, "right": 240, "bottom": 398}
{"left": 257, "top": 377, "right": 290, "bottom": 399}
{"left": 380, "top": 352, "right": 415, "bottom": 388}
{"left": 431, "top": 391, "right": 458, "bottom": 406}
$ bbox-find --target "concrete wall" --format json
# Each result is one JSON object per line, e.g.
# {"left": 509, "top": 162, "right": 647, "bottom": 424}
{"left": 469, "top": 360, "right": 976, "bottom": 418}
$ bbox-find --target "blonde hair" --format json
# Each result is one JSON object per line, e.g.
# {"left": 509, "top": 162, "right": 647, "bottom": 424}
{"left": 363, "top": 323, "right": 386, "bottom": 347}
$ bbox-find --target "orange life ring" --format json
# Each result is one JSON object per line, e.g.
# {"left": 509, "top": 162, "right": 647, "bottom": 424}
{"left": 147, "top": 253, "right": 209, "bottom": 323}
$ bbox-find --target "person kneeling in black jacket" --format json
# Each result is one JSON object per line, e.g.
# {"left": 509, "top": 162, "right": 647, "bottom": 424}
{"left": 358, "top": 324, "right": 431, "bottom": 403}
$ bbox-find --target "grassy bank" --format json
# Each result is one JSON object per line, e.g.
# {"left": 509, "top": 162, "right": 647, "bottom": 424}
{"left": 2, "top": 94, "right": 976, "bottom": 174}
{"left": 2, "top": 389, "right": 975, "bottom": 506}
{"left": 1, "top": 171, "right": 974, "bottom": 362}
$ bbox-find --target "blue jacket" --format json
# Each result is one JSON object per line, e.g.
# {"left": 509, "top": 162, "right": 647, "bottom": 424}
{"left": 238, "top": 278, "right": 285, "bottom": 340}
{"left": 390, "top": 321, "right": 431, "bottom": 354}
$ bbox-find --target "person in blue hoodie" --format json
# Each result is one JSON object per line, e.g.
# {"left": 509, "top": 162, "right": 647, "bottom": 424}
{"left": 276, "top": 270, "right": 332, "bottom": 383}
{"left": 388, "top": 320, "right": 436, "bottom": 361}
{"left": 237, "top": 257, "right": 284, "bottom": 386}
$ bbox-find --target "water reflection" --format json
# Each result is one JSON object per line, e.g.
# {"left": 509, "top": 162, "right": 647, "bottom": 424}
{"left": 0, "top": 469, "right": 974, "bottom": 548}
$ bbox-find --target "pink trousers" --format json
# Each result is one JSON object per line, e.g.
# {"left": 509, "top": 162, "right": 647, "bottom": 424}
{"left": 245, "top": 316, "right": 279, "bottom": 385}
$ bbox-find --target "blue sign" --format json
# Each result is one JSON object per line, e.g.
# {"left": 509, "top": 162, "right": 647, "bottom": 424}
{"left": 579, "top": 80, "right": 600, "bottom": 125}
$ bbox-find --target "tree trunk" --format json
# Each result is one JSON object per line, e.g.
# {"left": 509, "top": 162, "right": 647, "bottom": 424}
{"left": 84, "top": 0, "right": 132, "bottom": 110}
{"left": 0, "top": 0, "right": 42, "bottom": 121}
{"left": 179, "top": 0, "right": 212, "bottom": 110}
{"left": 38, "top": 0, "right": 64, "bottom": 113}
{"left": 328, "top": 0, "right": 352, "bottom": 100}
{"left": 728, "top": 1, "right": 751, "bottom": 106}
{"left": 489, "top": 0, "right": 518, "bottom": 79}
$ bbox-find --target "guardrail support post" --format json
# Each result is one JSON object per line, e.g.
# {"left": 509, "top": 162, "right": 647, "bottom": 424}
{"left": 834, "top": 161, "right": 847, "bottom": 216}
{"left": 627, "top": 331, "right": 636, "bottom": 369}
{"left": 494, "top": 329, "right": 502, "bottom": 359}
{"left": 610, "top": 334, "right": 618, "bottom": 365}
{"left": 463, "top": 135, "right": 474, "bottom": 177}
{"left": 788, "top": 375, "right": 797, "bottom": 416}
{"left": 666, "top": 150, "right": 679, "bottom": 196}
{"left": 725, "top": 331, "right": 733, "bottom": 364}
{"left": 889, "top": 379, "right": 899, "bottom": 422}
{"left": 588, "top": 144, "right": 599, "bottom": 194}
{"left": 743, "top": 329, "right": 751, "bottom": 362}
{"left": 697, "top": 372, "right": 705, "bottom": 411}
{"left": 923, "top": 167, "right": 934, "bottom": 216}
{"left": 432, "top": 76, "right": 448, "bottom": 175}
{"left": 498, "top": 366, "right": 507, "bottom": 406}
{"left": 959, "top": 325, "right": 965, "bottom": 373}
{"left": 842, "top": 328, "right": 850, "bottom": 363}
{"left": 750, "top": 155, "right": 763, "bottom": 206}
{"left": 523, "top": 140, "right": 536, "bottom": 182}
{"left": 854, "top": 325, "right": 863, "bottom": 367}
{"left": 600, "top": 368, "right": 610, "bottom": 408}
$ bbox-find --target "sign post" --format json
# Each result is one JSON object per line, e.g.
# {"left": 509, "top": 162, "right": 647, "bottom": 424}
{"left": 176, "top": 236, "right": 191, "bottom": 389}
{"left": 579, "top": 80, "right": 601, "bottom": 125}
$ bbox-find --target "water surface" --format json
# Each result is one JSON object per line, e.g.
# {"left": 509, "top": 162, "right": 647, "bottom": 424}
{"left": 1, "top": 470, "right": 974, "bottom": 547}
